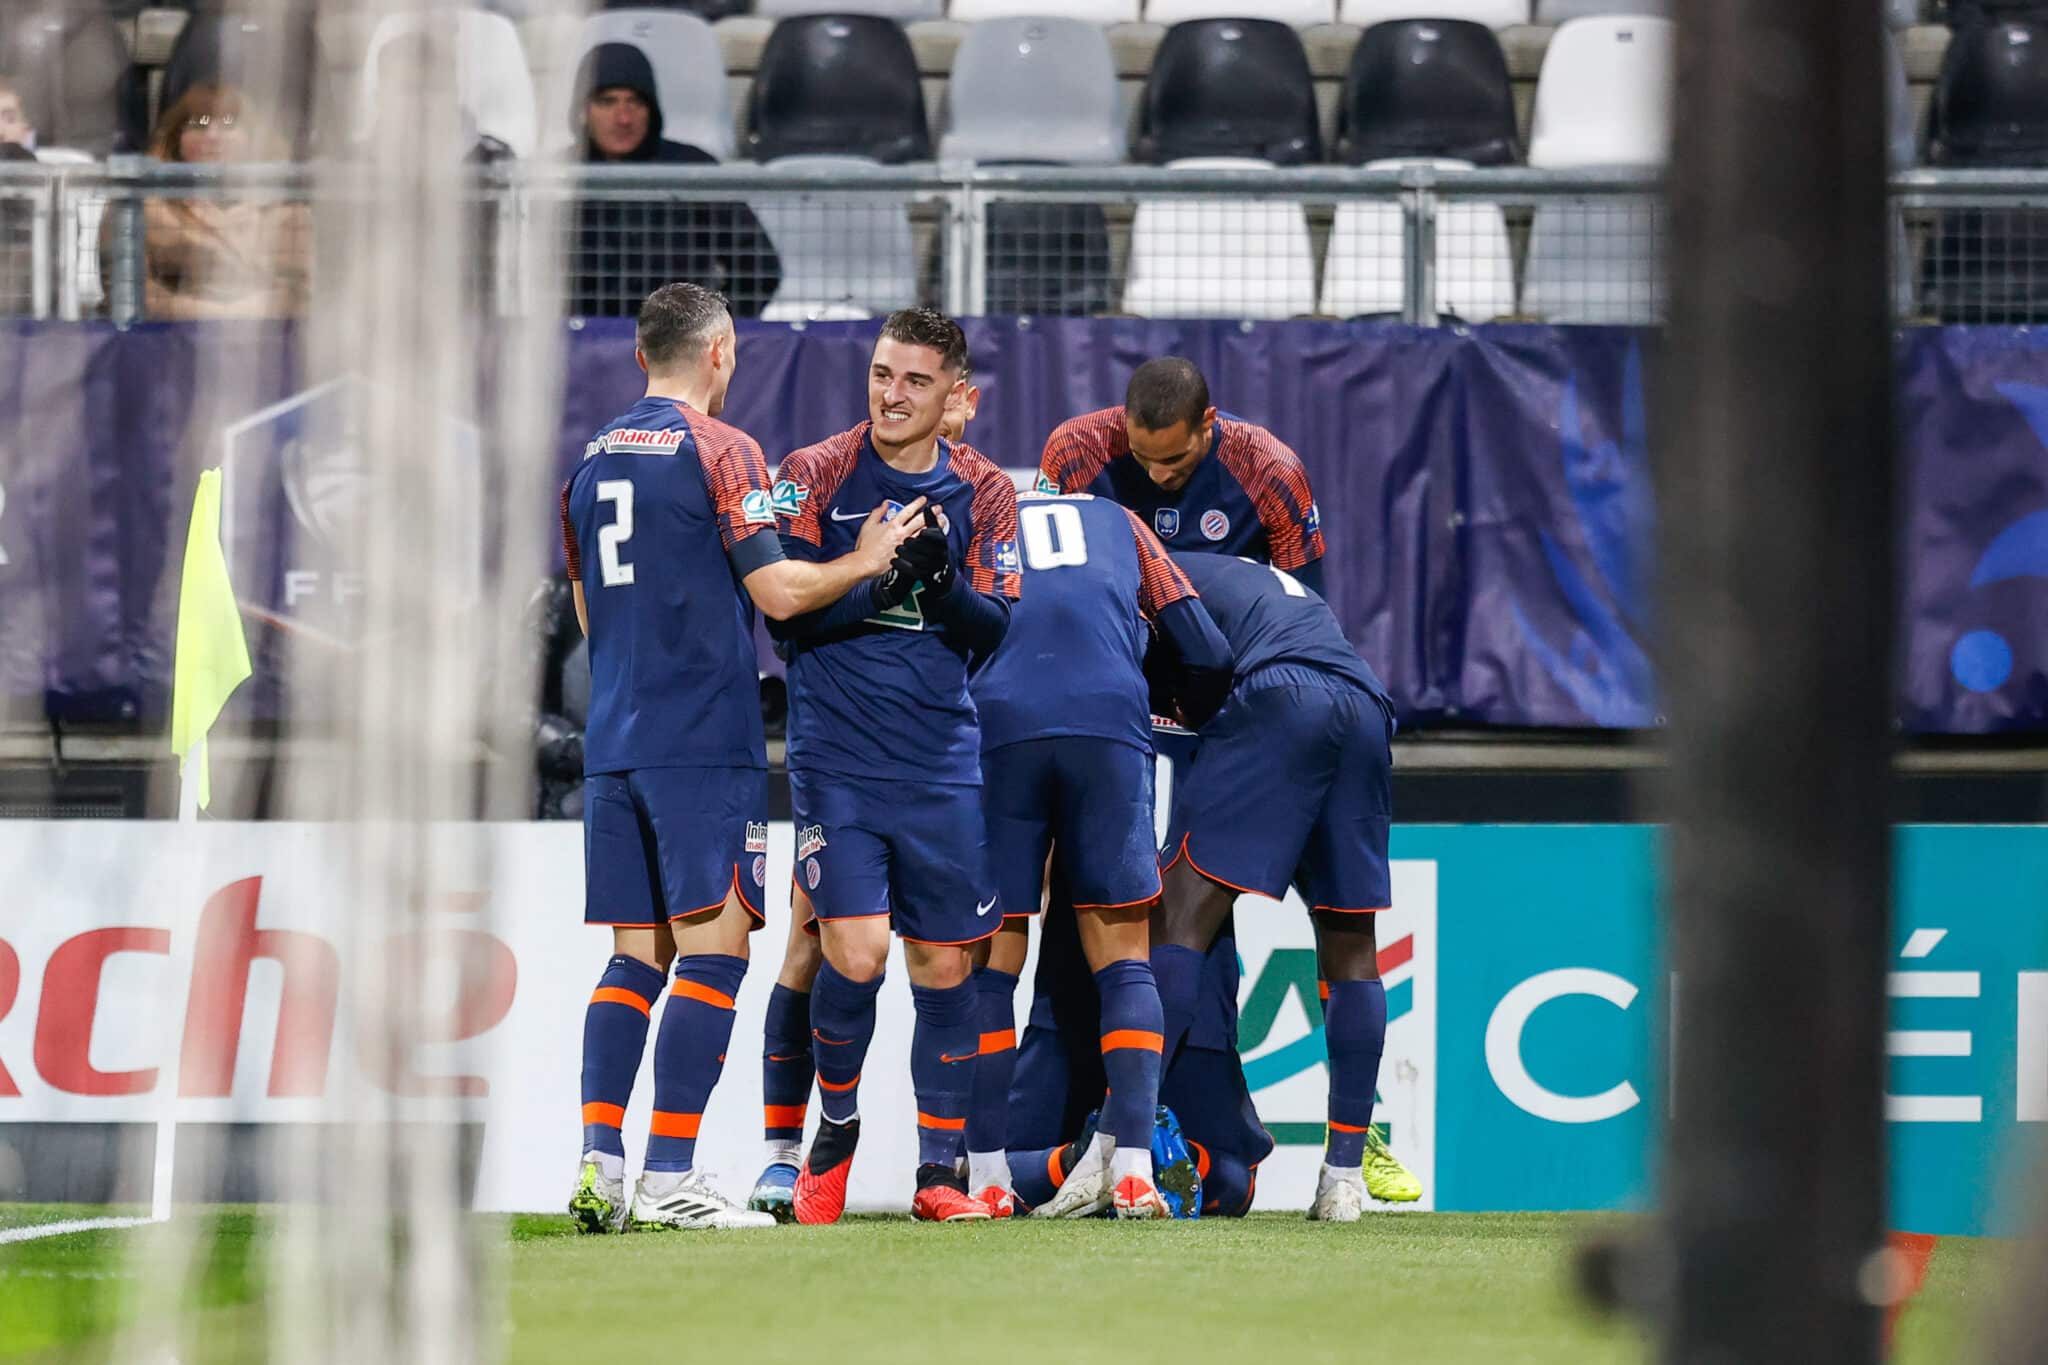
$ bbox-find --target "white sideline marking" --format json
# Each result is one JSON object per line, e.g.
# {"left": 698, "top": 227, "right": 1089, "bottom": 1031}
{"left": 0, "top": 1215, "right": 157, "bottom": 1246}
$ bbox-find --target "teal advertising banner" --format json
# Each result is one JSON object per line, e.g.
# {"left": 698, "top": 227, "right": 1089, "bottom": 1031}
{"left": 1234, "top": 825, "right": 2048, "bottom": 1233}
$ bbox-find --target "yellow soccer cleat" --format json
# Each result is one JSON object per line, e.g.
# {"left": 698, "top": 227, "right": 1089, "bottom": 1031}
{"left": 1362, "top": 1126, "right": 1423, "bottom": 1203}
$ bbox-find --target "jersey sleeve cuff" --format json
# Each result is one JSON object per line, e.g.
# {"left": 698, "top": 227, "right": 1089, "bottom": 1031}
{"left": 729, "top": 526, "right": 786, "bottom": 579}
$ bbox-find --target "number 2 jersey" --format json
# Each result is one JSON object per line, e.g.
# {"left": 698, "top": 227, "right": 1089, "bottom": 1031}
{"left": 775, "top": 423, "right": 1022, "bottom": 785}
{"left": 560, "top": 395, "right": 785, "bottom": 774}
{"left": 973, "top": 493, "right": 1200, "bottom": 755}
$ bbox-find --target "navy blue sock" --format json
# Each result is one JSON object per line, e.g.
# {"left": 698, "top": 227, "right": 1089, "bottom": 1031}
{"left": 1008, "top": 1145, "right": 1066, "bottom": 1209}
{"left": 909, "top": 979, "right": 979, "bottom": 1167}
{"left": 965, "top": 967, "right": 1019, "bottom": 1158}
{"left": 811, "top": 961, "right": 883, "bottom": 1125}
{"left": 579, "top": 955, "right": 664, "bottom": 1158}
{"left": 644, "top": 954, "right": 747, "bottom": 1173}
{"left": 1323, "top": 978, "right": 1388, "bottom": 1168}
{"left": 761, "top": 984, "right": 814, "bottom": 1155}
{"left": 1194, "top": 1144, "right": 1258, "bottom": 1217}
{"left": 1149, "top": 944, "right": 1207, "bottom": 1066}
{"left": 1095, "top": 960, "right": 1164, "bottom": 1150}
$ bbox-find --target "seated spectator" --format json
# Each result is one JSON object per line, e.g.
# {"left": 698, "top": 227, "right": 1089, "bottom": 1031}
{"left": 102, "top": 84, "right": 311, "bottom": 319}
{"left": 0, "top": 78, "right": 33, "bottom": 151}
{"left": 567, "top": 43, "right": 780, "bottom": 317}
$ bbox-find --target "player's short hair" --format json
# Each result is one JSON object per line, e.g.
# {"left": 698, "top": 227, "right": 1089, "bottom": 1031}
{"left": 878, "top": 307, "right": 968, "bottom": 376}
{"left": 1125, "top": 356, "right": 1211, "bottom": 433}
{"left": 637, "top": 283, "right": 731, "bottom": 369}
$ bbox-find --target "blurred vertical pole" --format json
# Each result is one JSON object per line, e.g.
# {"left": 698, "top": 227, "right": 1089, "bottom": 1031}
{"left": 1654, "top": 1, "right": 1894, "bottom": 1363}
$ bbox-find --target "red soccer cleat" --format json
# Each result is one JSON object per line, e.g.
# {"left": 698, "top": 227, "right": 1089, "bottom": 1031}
{"left": 912, "top": 1166, "right": 991, "bottom": 1223}
{"left": 794, "top": 1118, "right": 860, "bottom": 1226}
{"left": 972, "top": 1186, "right": 1016, "bottom": 1219}
{"left": 1112, "top": 1174, "right": 1171, "bottom": 1220}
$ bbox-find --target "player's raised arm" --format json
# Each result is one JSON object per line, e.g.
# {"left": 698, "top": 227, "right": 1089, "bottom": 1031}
{"left": 903, "top": 451, "right": 1020, "bottom": 656}
{"left": 741, "top": 497, "right": 926, "bottom": 622}
{"left": 1229, "top": 425, "right": 1327, "bottom": 595}
{"left": 1124, "top": 508, "right": 1233, "bottom": 725}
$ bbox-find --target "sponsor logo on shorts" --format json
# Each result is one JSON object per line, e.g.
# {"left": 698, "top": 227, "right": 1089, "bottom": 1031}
{"left": 752, "top": 854, "right": 768, "bottom": 887}
{"left": 992, "top": 540, "right": 1020, "bottom": 575}
{"left": 805, "top": 857, "right": 822, "bottom": 889}
{"left": 1032, "top": 472, "right": 1061, "bottom": 495}
{"left": 741, "top": 490, "right": 775, "bottom": 525}
{"left": 796, "top": 824, "right": 827, "bottom": 861}
{"left": 975, "top": 896, "right": 998, "bottom": 918}
{"left": 1155, "top": 508, "right": 1180, "bottom": 538}
{"left": 745, "top": 821, "right": 769, "bottom": 854}
{"left": 1200, "top": 509, "right": 1230, "bottom": 542}
{"left": 770, "top": 479, "right": 809, "bottom": 518}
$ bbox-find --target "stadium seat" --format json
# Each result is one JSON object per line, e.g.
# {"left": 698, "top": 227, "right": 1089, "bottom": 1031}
{"left": 594, "top": 0, "right": 752, "bottom": 16}
{"left": 1121, "top": 156, "right": 1316, "bottom": 318}
{"left": 1135, "top": 20, "right": 1322, "bottom": 165}
{"left": 1885, "top": 29, "right": 1914, "bottom": 171}
{"left": 1336, "top": 19, "right": 1519, "bottom": 165}
{"left": 359, "top": 9, "right": 538, "bottom": 157}
{"left": 751, "top": 155, "right": 918, "bottom": 319}
{"left": 1533, "top": 0, "right": 1670, "bottom": 21}
{"left": 1318, "top": 158, "right": 1515, "bottom": 320}
{"left": 948, "top": 0, "right": 1142, "bottom": 23}
{"left": 747, "top": 16, "right": 932, "bottom": 162}
{"left": 757, "top": 0, "right": 947, "bottom": 20}
{"left": 1926, "top": 19, "right": 2048, "bottom": 166}
{"left": 1520, "top": 200, "right": 1667, "bottom": 323}
{"left": 1526, "top": 15, "right": 1673, "bottom": 168}
{"left": 1143, "top": 0, "right": 1337, "bottom": 29}
{"left": 939, "top": 18, "right": 1124, "bottom": 164}
{"left": 156, "top": 7, "right": 321, "bottom": 153}
{"left": 0, "top": 5, "right": 128, "bottom": 154}
{"left": 1886, "top": 0, "right": 1920, "bottom": 25}
{"left": 566, "top": 10, "right": 735, "bottom": 159}
{"left": 1338, "top": 0, "right": 1526, "bottom": 27}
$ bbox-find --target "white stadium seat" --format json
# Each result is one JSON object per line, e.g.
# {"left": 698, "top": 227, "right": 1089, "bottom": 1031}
{"left": 1338, "top": 0, "right": 1526, "bottom": 29}
{"left": 1526, "top": 15, "right": 1673, "bottom": 169}
{"left": 756, "top": 0, "right": 946, "bottom": 22}
{"left": 939, "top": 17, "right": 1126, "bottom": 165}
{"left": 1318, "top": 158, "right": 1515, "bottom": 320}
{"left": 1121, "top": 156, "right": 1317, "bottom": 319}
{"left": 1143, "top": 0, "right": 1337, "bottom": 30}
{"left": 753, "top": 156, "right": 918, "bottom": 321}
{"left": 359, "top": 8, "right": 538, "bottom": 157}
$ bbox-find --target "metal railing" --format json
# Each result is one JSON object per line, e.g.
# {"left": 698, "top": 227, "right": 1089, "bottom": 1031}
{"left": 7, "top": 159, "right": 2048, "bottom": 325}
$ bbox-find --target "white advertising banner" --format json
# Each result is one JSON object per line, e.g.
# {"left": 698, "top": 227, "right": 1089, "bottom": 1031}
{"left": 0, "top": 821, "right": 1434, "bottom": 1214}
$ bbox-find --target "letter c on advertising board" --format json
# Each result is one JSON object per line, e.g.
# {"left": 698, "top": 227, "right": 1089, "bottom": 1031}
{"left": 1485, "top": 968, "right": 1641, "bottom": 1124}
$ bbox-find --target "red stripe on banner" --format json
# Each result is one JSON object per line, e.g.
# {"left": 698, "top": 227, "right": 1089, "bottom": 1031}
{"left": 1377, "top": 936, "right": 1414, "bottom": 977}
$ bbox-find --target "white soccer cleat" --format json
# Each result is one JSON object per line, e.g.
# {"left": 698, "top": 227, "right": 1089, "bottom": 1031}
{"left": 1034, "top": 1133, "right": 1114, "bottom": 1219}
{"left": 1306, "top": 1164, "right": 1367, "bottom": 1224}
{"left": 630, "top": 1168, "right": 778, "bottom": 1230}
{"left": 569, "top": 1156, "right": 627, "bottom": 1234}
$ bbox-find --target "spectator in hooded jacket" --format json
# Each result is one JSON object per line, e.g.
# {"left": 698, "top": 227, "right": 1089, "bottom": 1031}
{"left": 567, "top": 43, "right": 781, "bottom": 318}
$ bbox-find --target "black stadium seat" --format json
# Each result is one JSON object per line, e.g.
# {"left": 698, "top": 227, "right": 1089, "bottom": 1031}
{"left": 151, "top": 7, "right": 320, "bottom": 154}
{"left": 0, "top": 4, "right": 127, "bottom": 153}
{"left": 1921, "top": 19, "right": 2048, "bottom": 320}
{"left": 746, "top": 16, "right": 931, "bottom": 163}
{"left": 1337, "top": 19, "right": 1519, "bottom": 166}
{"left": 1135, "top": 19, "right": 1321, "bottom": 166}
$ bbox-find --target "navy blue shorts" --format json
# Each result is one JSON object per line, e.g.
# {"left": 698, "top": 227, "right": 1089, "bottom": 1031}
{"left": 1166, "top": 668, "right": 1393, "bottom": 913}
{"left": 788, "top": 769, "right": 1001, "bottom": 946}
{"left": 983, "top": 736, "right": 1161, "bottom": 920}
{"left": 582, "top": 766, "right": 768, "bottom": 928}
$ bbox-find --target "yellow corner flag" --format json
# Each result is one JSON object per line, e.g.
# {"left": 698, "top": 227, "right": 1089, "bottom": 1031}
{"left": 170, "top": 468, "right": 252, "bottom": 812}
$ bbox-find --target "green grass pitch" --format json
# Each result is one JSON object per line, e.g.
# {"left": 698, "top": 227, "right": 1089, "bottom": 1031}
{"left": 0, "top": 1205, "right": 2001, "bottom": 1363}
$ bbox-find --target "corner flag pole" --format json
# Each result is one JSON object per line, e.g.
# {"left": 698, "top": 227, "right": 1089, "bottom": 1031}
{"left": 157, "top": 468, "right": 254, "bottom": 1222}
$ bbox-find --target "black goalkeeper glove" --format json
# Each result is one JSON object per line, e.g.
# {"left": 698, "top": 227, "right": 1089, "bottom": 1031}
{"left": 892, "top": 526, "right": 956, "bottom": 600}
{"left": 874, "top": 555, "right": 920, "bottom": 611}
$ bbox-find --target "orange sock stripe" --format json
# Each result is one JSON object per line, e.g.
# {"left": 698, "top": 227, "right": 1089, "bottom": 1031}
{"left": 1328, "top": 1120, "right": 1371, "bottom": 1134}
{"left": 589, "top": 987, "right": 653, "bottom": 1016}
{"left": 818, "top": 1073, "right": 861, "bottom": 1093}
{"left": 1190, "top": 1140, "right": 1213, "bottom": 1181}
{"left": 649, "top": 1110, "right": 702, "bottom": 1139}
{"left": 1317, "top": 979, "right": 1330, "bottom": 1002}
{"left": 916, "top": 1112, "right": 967, "bottom": 1131}
{"left": 763, "top": 1103, "right": 808, "bottom": 1128}
{"left": 670, "top": 978, "right": 736, "bottom": 1010}
{"left": 1049, "top": 1145, "right": 1067, "bottom": 1186}
{"left": 979, "top": 1029, "right": 1016, "bottom": 1054}
{"left": 581, "top": 1101, "right": 625, "bottom": 1129}
{"left": 1100, "top": 1029, "right": 1165, "bottom": 1054}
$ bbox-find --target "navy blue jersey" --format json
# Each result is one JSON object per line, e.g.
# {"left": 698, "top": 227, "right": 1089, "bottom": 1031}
{"left": 777, "top": 423, "right": 1022, "bottom": 785}
{"left": 1039, "top": 407, "right": 1325, "bottom": 573}
{"left": 974, "top": 494, "right": 1196, "bottom": 755}
{"left": 1170, "top": 552, "right": 1390, "bottom": 705}
{"left": 561, "top": 396, "right": 784, "bottom": 774}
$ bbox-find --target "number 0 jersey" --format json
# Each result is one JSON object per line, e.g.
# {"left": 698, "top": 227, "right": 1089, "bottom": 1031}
{"left": 561, "top": 396, "right": 785, "bottom": 774}
{"left": 973, "top": 493, "right": 1197, "bottom": 755}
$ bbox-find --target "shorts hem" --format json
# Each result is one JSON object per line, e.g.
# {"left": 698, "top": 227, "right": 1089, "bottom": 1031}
{"left": 1312, "top": 903, "right": 1390, "bottom": 915}
{"left": 898, "top": 923, "right": 1004, "bottom": 947}
{"left": 1175, "top": 835, "right": 1285, "bottom": 900}
{"left": 1072, "top": 879, "right": 1163, "bottom": 912}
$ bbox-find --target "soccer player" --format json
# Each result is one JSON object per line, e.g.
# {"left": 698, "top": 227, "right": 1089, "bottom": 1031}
{"left": 1152, "top": 552, "right": 1420, "bottom": 1221}
{"left": 768, "top": 308, "right": 1022, "bottom": 1225}
{"left": 966, "top": 491, "right": 1233, "bottom": 1219}
{"left": 747, "top": 360, "right": 984, "bottom": 1220}
{"left": 1037, "top": 356, "right": 1326, "bottom": 594}
{"left": 563, "top": 283, "right": 926, "bottom": 1232}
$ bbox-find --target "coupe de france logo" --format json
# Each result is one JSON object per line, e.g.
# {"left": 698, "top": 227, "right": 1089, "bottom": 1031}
{"left": 1200, "top": 509, "right": 1230, "bottom": 542}
{"left": 1155, "top": 508, "right": 1180, "bottom": 538}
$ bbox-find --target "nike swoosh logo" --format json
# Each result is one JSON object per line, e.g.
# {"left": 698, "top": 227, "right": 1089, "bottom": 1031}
{"left": 975, "top": 898, "right": 998, "bottom": 917}
{"left": 829, "top": 507, "right": 870, "bottom": 522}
{"left": 940, "top": 1052, "right": 977, "bottom": 1064}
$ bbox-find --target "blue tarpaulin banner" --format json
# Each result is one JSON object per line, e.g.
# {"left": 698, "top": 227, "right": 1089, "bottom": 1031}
{"left": 2, "top": 319, "right": 2044, "bottom": 733}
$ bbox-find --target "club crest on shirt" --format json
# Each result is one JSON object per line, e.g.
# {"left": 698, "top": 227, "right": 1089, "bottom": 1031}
{"left": 746, "top": 821, "right": 769, "bottom": 854}
{"left": 1155, "top": 508, "right": 1181, "bottom": 538}
{"left": 796, "top": 824, "right": 827, "bottom": 860}
{"left": 887, "top": 499, "right": 950, "bottom": 535}
{"left": 771, "top": 479, "right": 809, "bottom": 518}
{"left": 1200, "top": 509, "right": 1230, "bottom": 542}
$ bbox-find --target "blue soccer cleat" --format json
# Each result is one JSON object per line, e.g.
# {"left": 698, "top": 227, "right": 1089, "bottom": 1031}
{"left": 747, "top": 1160, "right": 799, "bottom": 1224}
{"left": 1151, "top": 1105, "right": 1202, "bottom": 1219}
